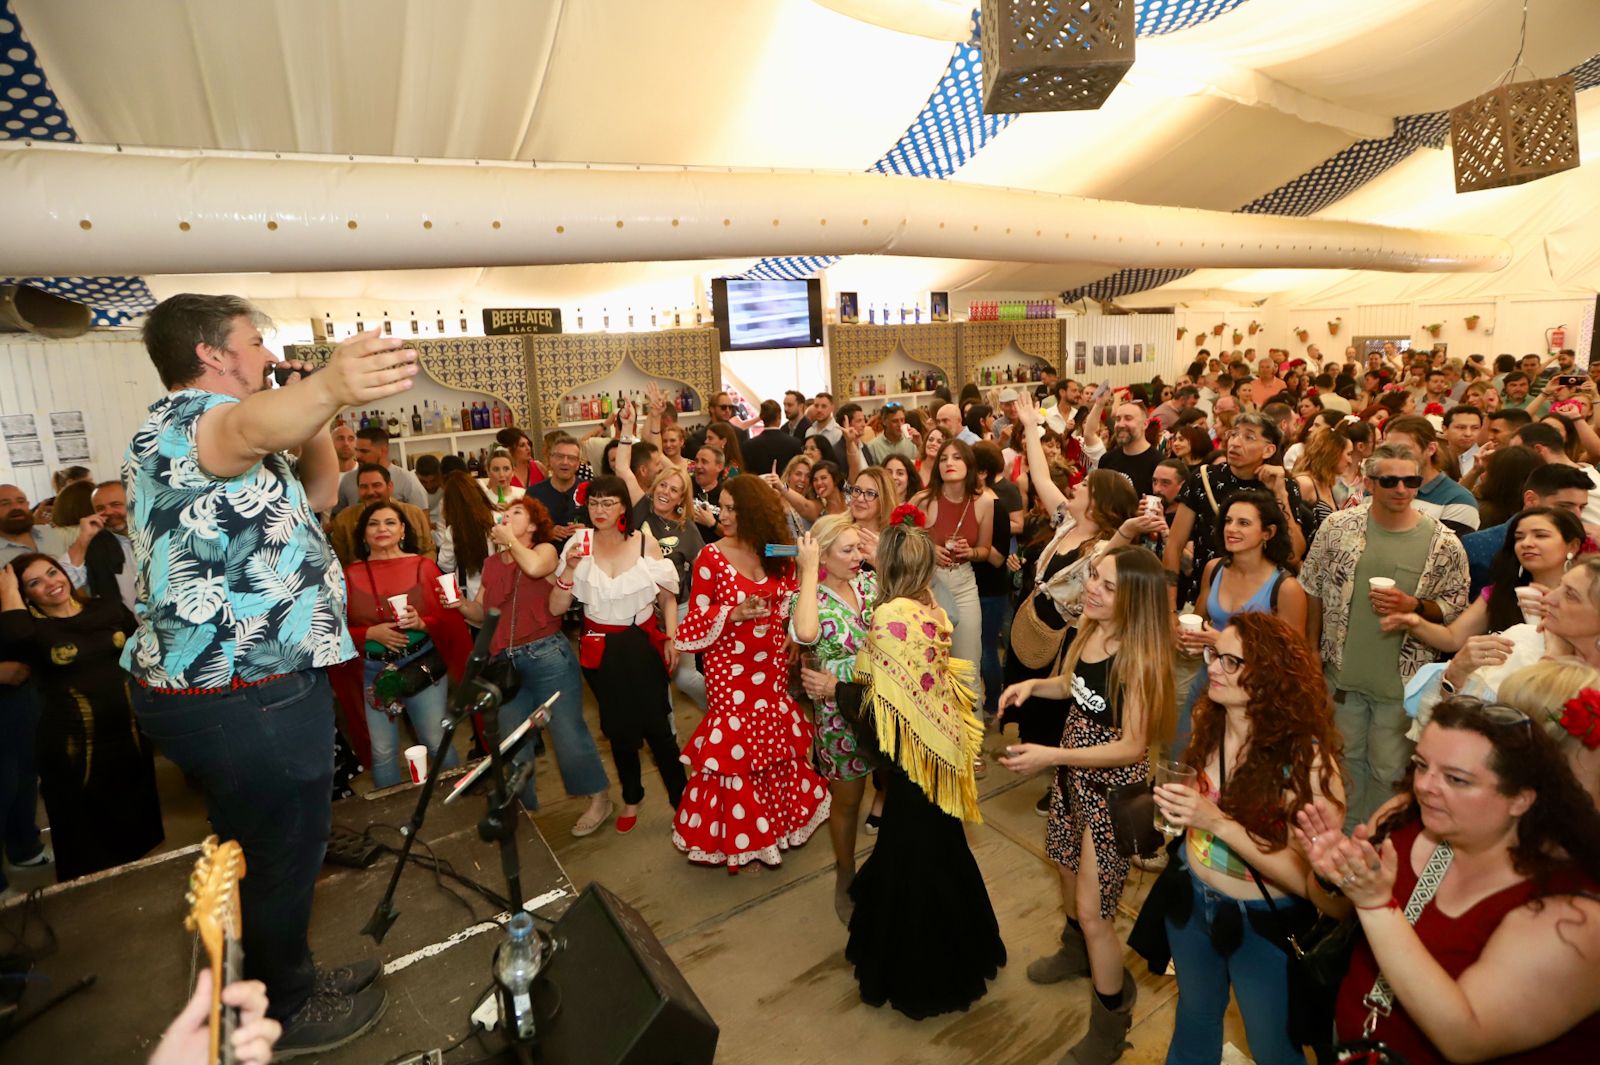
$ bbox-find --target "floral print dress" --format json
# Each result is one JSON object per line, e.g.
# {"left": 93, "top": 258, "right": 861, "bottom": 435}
{"left": 809, "top": 571, "right": 877, "bottom": 781}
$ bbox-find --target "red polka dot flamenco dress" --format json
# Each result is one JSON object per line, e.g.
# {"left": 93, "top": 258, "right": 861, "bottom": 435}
{"left": 671, "top": 544, "right": 831, "bottom": 869}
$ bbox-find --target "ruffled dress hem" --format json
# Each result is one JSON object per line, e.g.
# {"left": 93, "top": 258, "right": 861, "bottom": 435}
{"left": 671, "top": 794, "right": 832, "bottom": 868}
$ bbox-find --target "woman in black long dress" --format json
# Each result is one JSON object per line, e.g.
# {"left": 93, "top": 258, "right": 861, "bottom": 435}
{"left": 802, "top": 507, "right": 1005, "bottom": 1019}
{"left": 0, "top": 553, "right": 163, "bottom": 880}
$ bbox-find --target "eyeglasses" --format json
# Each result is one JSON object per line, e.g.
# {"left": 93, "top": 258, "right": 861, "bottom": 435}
{"left": 843, "top": 485, "right": 879, "bottom": 502}
{"left": 881, "top": 402, "right": 902, "bottom": 412}
{"left": 586, "top": 497, "right": 623, "bottom": 510}
{"left": 1201, "top": 647, "right": 1246, "bottom": 675}
{"left": 1448, "top": 696, "right": 1534, "bottom": 735}
{"left": 1374, "top": 475, "right": 1424, "bottom": 489}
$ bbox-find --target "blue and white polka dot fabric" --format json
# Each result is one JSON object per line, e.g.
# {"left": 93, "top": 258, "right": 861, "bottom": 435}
{"left": 0, "top": 0, "right": 153, "bottom": 325}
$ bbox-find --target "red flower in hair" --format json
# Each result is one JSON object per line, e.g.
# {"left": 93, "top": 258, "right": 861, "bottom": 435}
{"left": 1424, "top": 401, "right": 1445, "bottom": 416}
{"left": 1560, "top": 689, "right": 1600, "bottom": 750}
{"left": 889, "top": 503, "right": 925, "bottom": 529}
{"left": 574, "top": 481, "right": 589, "bottom": 505}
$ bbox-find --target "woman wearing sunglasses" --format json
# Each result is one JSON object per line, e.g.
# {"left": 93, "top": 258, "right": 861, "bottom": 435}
{"left": 1295, "top": 695, "right": 1600, "bottom": 1063}
{"left": 1152, "top": 613, "right": 1344, "bottom": 1065}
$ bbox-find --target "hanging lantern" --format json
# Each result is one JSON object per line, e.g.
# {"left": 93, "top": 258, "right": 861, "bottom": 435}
{"left": 1449, "top": 75, "right": 1579, "bottom": 193}
{"left": 980, "top": 0, "right": 1135, "bottom": 115}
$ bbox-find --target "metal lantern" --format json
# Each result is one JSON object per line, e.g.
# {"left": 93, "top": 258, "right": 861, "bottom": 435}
{"left": 980, "top": 0, "right": 1135, "bottom": 115}
{"left": 1449, "top": 75, "right": 1580, "bottom": 193}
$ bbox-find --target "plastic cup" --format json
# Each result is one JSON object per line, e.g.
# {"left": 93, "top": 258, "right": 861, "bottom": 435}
{"left": 436, "top": 572, "right": 460, "bottom": 603}
{"left": 1143, "top": 494, "right": 1164, "bottom": 517}
{"left": 387, "top": 594, "right": 412, "bottom": 618}
{"left": 1368, "top": 577, "right": 1396, "bottom": 592}
{"left": 1153, "top": 760, "right": 1199, "bottom": 838}
{"left": 404, "top": 745, "right": 428, "bottom": 785}
{"left": 1178, "top": 614, "right": 1204, "bottom": 634}
{"left": 1514, "top": 585, "right": 1545, "bottom": 621}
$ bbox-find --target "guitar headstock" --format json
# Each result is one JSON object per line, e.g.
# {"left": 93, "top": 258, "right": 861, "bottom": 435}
{"left": 184, "top": 835, "right": 245, "bottom": 969}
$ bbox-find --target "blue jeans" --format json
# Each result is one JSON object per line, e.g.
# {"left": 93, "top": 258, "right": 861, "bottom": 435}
{"left": 978, "top": 594, "right": 1010, "bottom": 719}
{"left": 497, "top": 634, "right": 609, "bottom": 810}
{"left": 363, "top": 658, "right": 459, "bottom": 789}
{"left": 131, "top": 670, "right": 335, "bottom": 1020}
{"left": 1164, "top": 856, "right": 1304, "bottom": 1065}
{"left": 0, "top": 682, "right": 45, "bottom": 891}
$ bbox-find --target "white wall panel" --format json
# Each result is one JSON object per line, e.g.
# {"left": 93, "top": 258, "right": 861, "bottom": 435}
{"left": 1062, "top": 313, "right": 1181, "bottom": 389}
{"left": 0, "top": 334, "right": 162, "bottom": 503}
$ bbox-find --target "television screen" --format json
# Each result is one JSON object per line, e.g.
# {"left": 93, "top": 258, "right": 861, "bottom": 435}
{"left": 712, "top": 278, "right": 823, "bottom": 351}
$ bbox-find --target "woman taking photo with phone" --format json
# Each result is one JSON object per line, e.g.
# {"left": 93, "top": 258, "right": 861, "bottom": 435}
{"left": 998, "top": 548, "right": 1175, "bottom": 1065}
{"left": 446, "top": 497, "right": 614, "bottom": 837}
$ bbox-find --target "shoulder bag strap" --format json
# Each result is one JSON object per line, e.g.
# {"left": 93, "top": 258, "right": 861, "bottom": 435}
{"left": 1360, "top": 839, "right": 1454, "bottom": 1035}
{"left": 1199, "top": 464, "right": 1219, "bottom": 514}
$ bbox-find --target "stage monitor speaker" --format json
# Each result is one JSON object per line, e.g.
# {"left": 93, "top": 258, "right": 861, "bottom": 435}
{"left": 538, "top": 882, "right": 718, "bottom": 1065}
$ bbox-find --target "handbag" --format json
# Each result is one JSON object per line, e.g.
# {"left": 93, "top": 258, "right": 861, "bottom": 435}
{"left": 362, "top": 559, "right": 448, "bottom": 707}
{"left": 1010, "top": 527, "right": 1094, "bottom": 670}
{"left": 1076, "top": 770, "right": 1162, "bottom": 859}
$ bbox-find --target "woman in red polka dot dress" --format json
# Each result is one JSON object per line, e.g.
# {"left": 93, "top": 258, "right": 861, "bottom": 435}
{"left": 672, "top": 475, "right": 829, "bottom": 870}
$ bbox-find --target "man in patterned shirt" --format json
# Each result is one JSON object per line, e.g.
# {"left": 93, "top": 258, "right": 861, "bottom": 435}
{"left": 124, "top": 294, "right": 416, "bottom": 1055}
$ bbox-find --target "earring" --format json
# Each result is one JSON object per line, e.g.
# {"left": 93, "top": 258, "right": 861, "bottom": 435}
{"left": 1567, "top": 551, "right": 1576, "bottom": 570}
{"left": 818, "top": 565, "right": 828, "bottom": 581}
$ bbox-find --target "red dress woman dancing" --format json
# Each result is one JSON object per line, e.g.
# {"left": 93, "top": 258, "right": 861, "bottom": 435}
{"left": 672, "top": 475, "right": 827, "bottom": 870}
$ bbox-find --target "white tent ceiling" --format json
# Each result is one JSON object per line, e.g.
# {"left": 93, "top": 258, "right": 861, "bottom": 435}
{"left": 4, "top": 0, "right": 1598, "bottom": 320}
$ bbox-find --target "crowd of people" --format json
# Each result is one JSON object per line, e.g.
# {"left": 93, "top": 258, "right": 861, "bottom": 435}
{"left": 5, "top": 300, "right": 1600, "bottom": 1064}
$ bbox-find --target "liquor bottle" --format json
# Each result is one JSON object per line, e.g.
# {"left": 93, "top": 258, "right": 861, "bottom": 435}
{"left": 477, "top": 402, "right": 489, "bottom": 429}
{"left": 432, "top": 402, "right": 445, "bottom": 434}
{"left": 467, "top": 451, "right": 482, "bottom": 477}
{"left": 442, "top": 406, "right": 455, "bottom": 432}
{"left": 627, "top": 307, "right": 635, "bottom": 328}
{"left": 457, "top": 401, "right": 469, "bottom": 431}
{"left": 600, "top": 393, "right": 612, "bottom": 417}
{"left": 409, "top": 311, "right": 420, "bottom": 336}
{"left": 495, "top": 913, "right": 540, "bottom": 1041}
{"left": 433, "top": 310, "right": 444, "bottom": 334}
{"left": 650, "top": 308, "right": 658, "bottom": 328}
{"left": 386, "top": 412, "right": 401, "bottom": 439}
{"left": 673, "top": 310, "right": 681, "bottom": 327}
{"left": 575, "top": 307, "right": 584, "bottom": 331}
{"left": 459, "top": 309, "right": 468, "bottom": 333}
{"left": 914, "top": 303, "right": 922, "bottom": 324}
{"left": 868, "top": 304, "right": 876, "bottom": 325}
{"left": 504, "top": 404, "right": 515, "bottom": 428}
{"left": 491, "top": 403, "right": 503, "bottom": 429}
{"left": 354, "top": 311, "right": 365, "bottom": 335}
{"left": 382, "top": 311, "right": 393, "bottom": 336}
{"left": 877, "top": 374, "right": 886, "bottom": 396}
{"left": 602, "top": 309, "right": 611, "bottom": 330}
{"left": 323, "top": 313, "right": 335, "bottom": 342}
{"left": 411, "top": 405, "right": 423, "bottom": 434}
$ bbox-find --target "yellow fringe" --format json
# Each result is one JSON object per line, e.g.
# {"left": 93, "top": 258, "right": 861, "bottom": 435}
{"left": 865, "top": 652, "right": 986, "bottom": 824}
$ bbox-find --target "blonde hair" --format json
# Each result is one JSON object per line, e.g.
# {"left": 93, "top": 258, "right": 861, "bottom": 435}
{"left": 782, "top": 454, "right": 815, "bottom": 498}
{"left": 1061, "top": 547, "right": 1176, "bottom": 747}
{"left": 811, "top": 513, "right": 859, "bottom": 558}
{"left": 850, "top": 466, "right": 899, "bottom": 530}
{"left": 651, "top": 463, "right": 694, "bottom": 521}
{"left": 1498, "top": 660, "right": 1600, "bottom": 758}
{"left": 874, "top": 523, "right": 935, "bottom": 608}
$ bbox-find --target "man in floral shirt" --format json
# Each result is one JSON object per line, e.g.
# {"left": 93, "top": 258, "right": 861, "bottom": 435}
{"left": 1300, "top": 442, "right": 1468, "bottom": 828}
{"left": 124, "top": 294, "right": 417, "bottom": 1054}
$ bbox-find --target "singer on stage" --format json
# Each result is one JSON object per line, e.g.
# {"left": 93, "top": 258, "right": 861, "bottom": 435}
{"left": 122, "top": 294, "right": 415, "bottom": 1056}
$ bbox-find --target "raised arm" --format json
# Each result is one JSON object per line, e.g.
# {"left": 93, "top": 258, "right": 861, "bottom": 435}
{"left": 1012, "top": 392, "right": 1067, "bottom": 517}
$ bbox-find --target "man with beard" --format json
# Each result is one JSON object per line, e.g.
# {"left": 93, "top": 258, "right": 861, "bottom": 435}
{"left": 1094, "top": 400, "right": 1162, "bottom": 496}
{"left": 1163, "top": 413, "right": 1307, "bottom": 610}
{"left": 57, "top": 481, "right": 139, "bottom": 614}
{"left": 0, "top": 484, "right": 70, "bottom": 568}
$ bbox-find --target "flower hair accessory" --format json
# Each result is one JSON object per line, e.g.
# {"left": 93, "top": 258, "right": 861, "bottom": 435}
{"left": 1559, "top": 689, "right": 1600, "bottom": 750}
{"left": 574, "top": 481, "right": 589, "bottom": 505}
{"left": 889, "top": 503, "right": 926, "bottom": 529}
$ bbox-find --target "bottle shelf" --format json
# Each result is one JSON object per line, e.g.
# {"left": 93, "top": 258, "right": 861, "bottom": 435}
{"left": 846, "top": 390, "right": 937, "bottom": 404}
{"left": 395, "top": 427, "right": 504, "bottom": 444}
{"left": 557, "top": 411, "right": 709, "bottom": 430}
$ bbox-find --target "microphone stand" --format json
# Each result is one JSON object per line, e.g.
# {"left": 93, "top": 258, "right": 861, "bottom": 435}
{"left": 363, "top": 608, "right": 534, "bottom": 943}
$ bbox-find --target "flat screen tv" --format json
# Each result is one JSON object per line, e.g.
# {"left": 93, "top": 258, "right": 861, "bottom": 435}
{"left": 711, "top": 278, "right": 823, "bottom": 351}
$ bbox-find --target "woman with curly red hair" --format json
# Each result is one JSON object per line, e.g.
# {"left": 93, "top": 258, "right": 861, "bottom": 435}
{"left": 1152, "top": 612, "right": 1344, "bottom": 1065}
{"left": 672, "top": 475, "right": 828, "bottom": 869}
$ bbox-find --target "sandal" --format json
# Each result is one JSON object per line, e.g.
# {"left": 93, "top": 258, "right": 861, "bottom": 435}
{"left": 571, "top": 796, "right": 614, "bottom": 837}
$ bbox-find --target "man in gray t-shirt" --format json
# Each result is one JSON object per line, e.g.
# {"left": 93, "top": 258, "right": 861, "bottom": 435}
{"left": 333, "top": 426, "right": 426, "bottom": 513}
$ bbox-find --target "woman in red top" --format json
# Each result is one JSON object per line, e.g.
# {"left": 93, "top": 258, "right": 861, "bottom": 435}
{"left": 334, "top": 502, "right": 472, "bottom": 787}
{"left": 1297, "top": 695, "right": 1600, "bottom": 1064}
{"left": 446, "top": 497, "right": 613, "bottom": 837}
{"left": 497, "top": 427, "right": 545, "bottom": 489}
{"left": 915, "top": 439, "right": 994, "bottom": 710}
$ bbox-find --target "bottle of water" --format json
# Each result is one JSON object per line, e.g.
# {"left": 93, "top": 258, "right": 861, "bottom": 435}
{"left": 495, "top": 913, "right": 541, "bottom": 1041}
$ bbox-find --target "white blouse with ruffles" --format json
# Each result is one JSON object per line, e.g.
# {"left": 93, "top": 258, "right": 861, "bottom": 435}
{"left": 559, "top": 532, "right": 679, "bottom": 625}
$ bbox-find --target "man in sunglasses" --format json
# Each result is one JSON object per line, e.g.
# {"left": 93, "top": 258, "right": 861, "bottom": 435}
{"left": 1300, "top": 441, "right": 1469, "bottom": 828}
{"left": 684, "top": 391, "right": 750, "bottom": 458}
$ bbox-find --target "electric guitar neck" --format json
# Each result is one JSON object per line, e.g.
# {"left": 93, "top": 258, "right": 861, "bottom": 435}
{"left": 184, "top": 835, "right": 246, "bottom": 1065}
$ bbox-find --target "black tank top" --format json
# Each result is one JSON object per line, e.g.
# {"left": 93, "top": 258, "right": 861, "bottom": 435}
{"left": 1069, "top": 654, "right": 1115, "bottom": 728}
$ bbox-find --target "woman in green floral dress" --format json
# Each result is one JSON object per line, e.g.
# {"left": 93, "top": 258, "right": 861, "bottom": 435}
{"left": 798, "top": 514, "right": 878, "bottom": 924}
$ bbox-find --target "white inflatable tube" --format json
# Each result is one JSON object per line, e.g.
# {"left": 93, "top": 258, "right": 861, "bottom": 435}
{"left": 0, "top": 142, "right": 1510, "bottom": 277}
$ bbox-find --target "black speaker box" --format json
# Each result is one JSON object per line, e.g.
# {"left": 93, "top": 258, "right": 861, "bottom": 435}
{"left": 536, "top": 882, "right": 718, "bottom": 1065}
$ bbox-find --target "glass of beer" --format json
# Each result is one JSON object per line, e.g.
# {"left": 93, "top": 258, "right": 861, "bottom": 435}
{"left": 1153, "top": 759, "right": 1199, "bottom": 838}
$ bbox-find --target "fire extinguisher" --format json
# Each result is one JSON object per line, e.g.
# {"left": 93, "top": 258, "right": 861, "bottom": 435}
{"left": 1549, "top": 326, "right": 1567, "bottom": 351}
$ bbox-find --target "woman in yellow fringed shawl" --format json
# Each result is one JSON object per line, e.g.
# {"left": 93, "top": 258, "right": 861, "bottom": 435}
{"left": 801, "top": 503, "right": 1005, "bottom": 1020}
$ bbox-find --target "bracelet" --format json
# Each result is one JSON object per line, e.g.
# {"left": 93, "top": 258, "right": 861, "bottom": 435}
{"left": 1355, "top": 896, "right": 1400, "bottom": 911}
{"left": 555, "top": 577, "right": 574, "bottom": 591}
